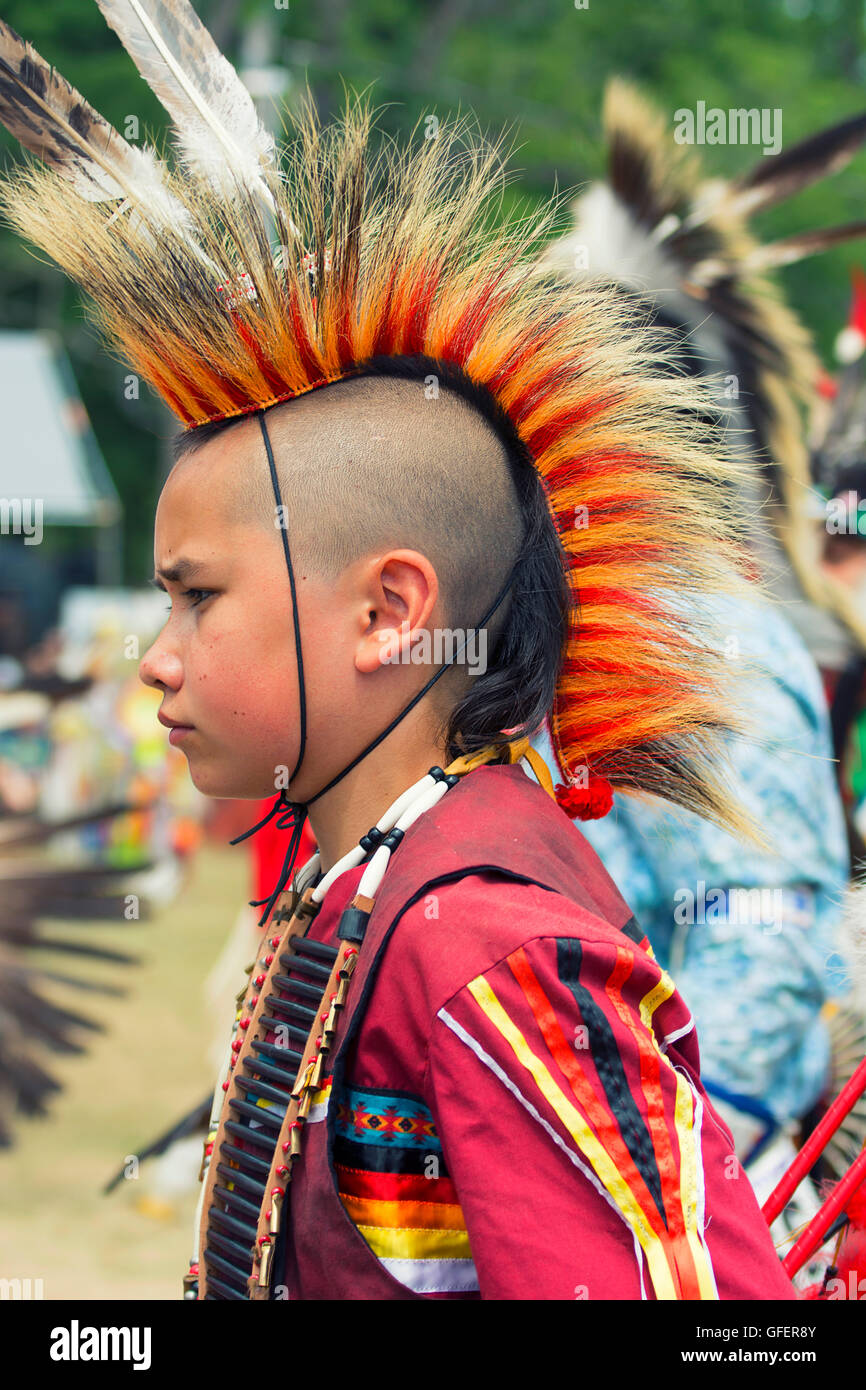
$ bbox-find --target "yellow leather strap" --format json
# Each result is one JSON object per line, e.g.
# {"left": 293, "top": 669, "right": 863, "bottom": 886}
{"left": 445, "top": 736, "right": 555, "bottom": 799}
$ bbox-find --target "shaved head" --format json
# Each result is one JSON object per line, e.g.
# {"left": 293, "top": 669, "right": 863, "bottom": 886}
{"left": 174, "top": 373, "right": 526, "bottom": 633}
{"left": 147, "top": 368, "right": 567, "bottom": 805}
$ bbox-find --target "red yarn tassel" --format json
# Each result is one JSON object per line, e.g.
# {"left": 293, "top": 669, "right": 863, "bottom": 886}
{"left": 555, "top": 771, "right": 614, "bottom": 821}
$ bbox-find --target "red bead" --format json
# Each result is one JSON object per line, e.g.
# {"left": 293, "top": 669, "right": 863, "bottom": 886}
{"left": 264, "top": 954, "right": 274, "bottom": 966}
{"left": 239, "top": 1017, "right": 251, "bottom": 1030}
{"left": 204, "top": 1143, "right": 213, "bottom": 1156}
{"left": 265, "top": 1207, "right": 271, "bottom": 1220}
{"left": 281, "top": 1141, "right": 291, "bottom": 1154}
{"left": 255, "top": 974, "right": 266, "bottom": 988}
{"left": 271, "top": 1187, "right": 285, "bottom": 1199}
{"left": 320, "top": 1012, "right": 329, "bottom": 1023}
{"left": 232, "top": 1038, "right": 242, "bottom": 1052}
{"left": 249, "top": 997, "right": 259, "bottom": 1009}
{"left": 270, "top": 936, "right": 281, "bottom": 948}
{"left": 229, "top": 1055, "right": 237, "bottom": 1067}
{"left": 276, "top": 1165, "right": 289, "bottom": 1177}
{"left": 222, "top": 1081, "right": 229, "bottom": 1091}
{"left": 315, "top": 1037, "right": 323, "bottom": 1049}
{"left": 258, "top": 1236, "right": 271, "bottom": 1247}
{"left": 344, "top": 947, "right": 358, "bottom": 958}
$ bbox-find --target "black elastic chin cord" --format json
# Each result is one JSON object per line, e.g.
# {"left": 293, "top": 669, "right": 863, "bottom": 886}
{"left": 230, "top": 412, "right": 309, "bottom": 925}
{"left": 232, "top": 408, "right": 518, "bottom": 927}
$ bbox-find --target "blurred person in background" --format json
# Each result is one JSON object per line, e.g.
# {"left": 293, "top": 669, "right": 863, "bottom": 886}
{"left": 534, "top": 81, "right": 859, "bottom": 1214}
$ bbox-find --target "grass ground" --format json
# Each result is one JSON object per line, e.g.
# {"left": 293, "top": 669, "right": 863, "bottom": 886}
{"left": 0, "top": 844, "right": 247, "bottom": 1300}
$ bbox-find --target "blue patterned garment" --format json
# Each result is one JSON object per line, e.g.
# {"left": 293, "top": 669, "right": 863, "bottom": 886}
{"left": 532, "top": 593, "right": 850, "bottom": 1132}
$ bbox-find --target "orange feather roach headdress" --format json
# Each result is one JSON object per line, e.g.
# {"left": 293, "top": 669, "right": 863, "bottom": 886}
{"left": 0, "top": 3, "right": 754, "bottom": 834}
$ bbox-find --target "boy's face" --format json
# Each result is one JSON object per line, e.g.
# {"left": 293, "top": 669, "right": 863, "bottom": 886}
{"left": 140, "top": 423, "right": 304, "bottom": 798}
{"left": 139, "top": 416, "right": 444, "bottom": 801}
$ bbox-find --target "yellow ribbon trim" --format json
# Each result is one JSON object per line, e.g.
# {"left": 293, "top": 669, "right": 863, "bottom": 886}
{"left": 640, "top": 974, "right": 717, "bottom": 1300}
{"left": 466, "top": 973, "right": 678, "bottom": 1299}
{"left": 638, "top": 972, "right": 676, "bottom": 1029}
{"left": 355, "top": 1222, "right": 473, "bottom": 1261}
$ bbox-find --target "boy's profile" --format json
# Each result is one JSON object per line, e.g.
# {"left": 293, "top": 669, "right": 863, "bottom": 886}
{"left": 0, "top": 7, "right": 795, "bottom": 1299}
{"left": 143, "top": 366, "right": 795, "bottom": 1302}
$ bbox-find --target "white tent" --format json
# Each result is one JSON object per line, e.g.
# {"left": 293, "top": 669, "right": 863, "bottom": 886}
{"left": 0, "top": 331, "right": 122, "bottom": 583}
{"left": 0, "top": 330, "right": 121, "bottom": 523}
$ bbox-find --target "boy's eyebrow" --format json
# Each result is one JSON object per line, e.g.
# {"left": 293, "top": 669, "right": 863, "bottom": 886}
{"left": 150, "top": 558, "right": 208, "bottom": 590}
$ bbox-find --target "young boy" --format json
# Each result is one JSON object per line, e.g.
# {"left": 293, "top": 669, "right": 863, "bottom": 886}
{"left": 0, "top": 9, "right": 794, "bottom": 1298}
{"left": 141, "top": 373, "right": 795, "bottom": 1301}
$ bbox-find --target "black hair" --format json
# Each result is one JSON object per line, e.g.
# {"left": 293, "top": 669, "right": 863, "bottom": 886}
{"left": 171, "top": 411, "right": 246, "bottom": 463}
{"left": 171, "top": 355, "right": 571, "bottom": 762}
{"left": 442, "top": 462, "right": 570, "bottom": 761}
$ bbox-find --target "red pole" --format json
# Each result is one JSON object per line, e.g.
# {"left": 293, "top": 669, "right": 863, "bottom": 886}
{"left": 762, "top": 1054, "right": 866, "bottom": 1227}
{"left": 782, "top": 1146, "right": 866, "bottom": 1279}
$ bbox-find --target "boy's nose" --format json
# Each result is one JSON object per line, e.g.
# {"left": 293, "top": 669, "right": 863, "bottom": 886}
{"left": 139, "top": 641, "right": 183, "bottom": 692}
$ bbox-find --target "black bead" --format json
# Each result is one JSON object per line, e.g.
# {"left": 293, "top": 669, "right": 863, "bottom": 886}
{"left": 337, "top": 905, "right": 370, "bottom": 943}
{"left": 359, "top": 825, "right": 385, "bottom": 853}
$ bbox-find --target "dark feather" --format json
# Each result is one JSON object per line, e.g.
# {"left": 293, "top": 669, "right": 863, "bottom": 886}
{"left": 0, "top": 1053, "right": 61, "bottom": 1143}
{"left": 740, "top": 221, "right": 866, "bottom": 274}
{"left": 728, "top": 110, "right": 866, "bottom": 218}
{"left": 11, "top": 937, "right": 140, "bottom": 965}
{"left": 0, "top": 17, "right": 137, "bottom": 201}
{"left": 0, "top": 795, "right": 153, "bottom": 1145}
{"left": 0, "top": 801, "right": 139, "bottom": 849}
{"left": 32, "top": 968, "right": 126, "bottom": 996}
{"left": 103, "top": 1093, "right": 212, "bottom": 1193}
{"left": 0, "top": 895, "right": 148, "bottom": 924}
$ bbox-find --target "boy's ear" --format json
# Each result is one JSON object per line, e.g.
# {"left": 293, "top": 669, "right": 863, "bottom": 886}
{"left": 355, "top": 549, "right": 439, "bottom": 675}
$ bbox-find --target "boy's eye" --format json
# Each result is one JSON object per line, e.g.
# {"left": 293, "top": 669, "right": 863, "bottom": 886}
{"left": 164, "top": 588, "right": 214, "bottom": 611}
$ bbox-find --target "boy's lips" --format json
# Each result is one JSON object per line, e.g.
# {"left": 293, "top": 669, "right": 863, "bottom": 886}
{"left": 157, "top": 709, "right": 196, "bottom": 745}
{"left": 157, "top": 709, "right": 195, "bottom": 730}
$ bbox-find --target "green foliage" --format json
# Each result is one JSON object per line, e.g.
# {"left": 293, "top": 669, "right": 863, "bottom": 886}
{"left": 2, "top": 0, "right": 866, "bottom": 580}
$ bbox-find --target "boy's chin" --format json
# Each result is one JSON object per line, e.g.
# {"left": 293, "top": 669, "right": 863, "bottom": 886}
{"left": 185, "top": 755, "right": 282, "bottom": 801}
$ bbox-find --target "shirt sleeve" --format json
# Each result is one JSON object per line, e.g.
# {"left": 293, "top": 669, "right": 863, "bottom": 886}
{"left": 423, "top": 931, "right": 797, "bottom": 1301}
